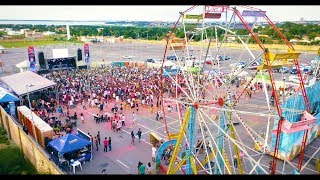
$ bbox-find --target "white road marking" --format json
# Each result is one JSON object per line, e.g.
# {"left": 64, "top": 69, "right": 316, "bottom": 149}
{"left": 117, "top": 159, "right": 130, "bottom": 169}
{"left": 141, "top": 119, "right": 180, "bottom": 135}
{"left": 137, "top": 114, "right": 181, "bottom": 134}
{"left": 121, "top": 129, "right": 152, "bottom": 146}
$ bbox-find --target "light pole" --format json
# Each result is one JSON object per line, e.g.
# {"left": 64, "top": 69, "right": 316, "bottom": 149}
{"left": 26, "top": 84, "right": 38, "bottom": 144}
{"left": 281, "top": 77, "right": 286, "bottom": 103}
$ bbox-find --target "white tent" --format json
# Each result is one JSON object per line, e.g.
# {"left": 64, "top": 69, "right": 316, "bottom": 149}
{"left": 15, "top": 60, "right": 30, "bottom": 73}
{"left": 15, "top": 60, "right": 29, "bottom": 68}
{"left": 0, "top": 71, "right": 56, "bottom": 96}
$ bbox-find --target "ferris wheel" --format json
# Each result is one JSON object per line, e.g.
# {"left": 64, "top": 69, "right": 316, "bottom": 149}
{"left": 157, "top": 5, "right": 320, "bottom": 175}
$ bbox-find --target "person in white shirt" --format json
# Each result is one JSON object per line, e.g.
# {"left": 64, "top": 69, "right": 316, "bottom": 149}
{"left": 152, "top": 145, "right": 157, "bottom": 162}
{"left": 80, "top": 113, "right": 85, "bottom": 124}
{"left": 68, "top": 99, "right": 74, "bottom": 109}
{"left": 132, "top": 112, "right": 136, "bottom": 124}
{"left": 121, "top": 114, "right": 125, "bottom": 126}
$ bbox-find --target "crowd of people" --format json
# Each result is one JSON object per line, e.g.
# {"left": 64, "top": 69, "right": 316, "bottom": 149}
{"left": 38, "top": 65, "right": 183, "bottom": 174}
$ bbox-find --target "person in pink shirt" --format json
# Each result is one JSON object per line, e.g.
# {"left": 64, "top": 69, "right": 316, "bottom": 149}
{"left": 103, "top": 137, "right": 108, "bottom": 152}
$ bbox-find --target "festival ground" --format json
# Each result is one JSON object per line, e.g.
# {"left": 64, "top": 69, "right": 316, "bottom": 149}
{"left": 0, "top": 42, "right": 319, "bottom": 174}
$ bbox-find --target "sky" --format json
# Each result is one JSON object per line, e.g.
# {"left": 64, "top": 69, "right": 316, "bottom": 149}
{"left": 0, "top": 5, "right": 319, "bottom": 22}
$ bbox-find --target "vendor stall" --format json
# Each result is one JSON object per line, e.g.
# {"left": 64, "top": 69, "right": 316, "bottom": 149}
{"left": 47, "top": 133, "right": 92, "bottom": 168}
{"left": 0, "top": 86, "right": 20, "bottom": 116}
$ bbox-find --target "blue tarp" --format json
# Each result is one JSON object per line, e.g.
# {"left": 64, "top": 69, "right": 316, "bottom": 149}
{"left": 48, "top": 133, "right": 91, "bottom": 154}
{"left": 0, "top": 87, "right": 19, "bottom": 103}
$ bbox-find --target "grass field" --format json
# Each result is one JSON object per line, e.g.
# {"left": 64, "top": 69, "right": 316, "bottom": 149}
{"left": 0, "top": 39, "right": 77, "bottom": 48}
{"left": 0, "top": 128, "right": 38, "bottom": 174}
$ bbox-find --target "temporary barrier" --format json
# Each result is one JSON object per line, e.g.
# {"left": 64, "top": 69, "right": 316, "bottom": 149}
{"left": 17, "top": 106, "right": 54, "bottom": 148}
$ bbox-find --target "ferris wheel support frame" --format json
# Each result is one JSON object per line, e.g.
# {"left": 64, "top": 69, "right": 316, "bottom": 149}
{"left": 231, "top": 7, "right": 283, "bottom": 175}
{"left": 263, "top": 15, "right": 311, "bottom": 172}
{"left": 229, "top": 6, "right": 312, "bottom": 174}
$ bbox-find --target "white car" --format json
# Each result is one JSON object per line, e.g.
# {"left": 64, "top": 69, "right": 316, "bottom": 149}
{"left": 146, "top": 58, "right": 162, "bottom": 64}
{"left": 122, "top": 55, "right": 135, "bottom": 60}
{"left": 288, "top": 75, "right": 309, "bottom": 84}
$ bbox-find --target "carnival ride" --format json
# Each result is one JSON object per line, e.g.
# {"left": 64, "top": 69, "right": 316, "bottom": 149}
{"left": 157, "top": 5, "right": 320, "bottom": 175}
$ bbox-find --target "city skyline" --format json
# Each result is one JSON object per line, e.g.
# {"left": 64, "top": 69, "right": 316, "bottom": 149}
{"left": 0, "top": 5, "right": 319, "bottom": 22}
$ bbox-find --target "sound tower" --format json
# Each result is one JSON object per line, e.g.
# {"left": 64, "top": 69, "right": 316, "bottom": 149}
{"left": 38, "top": 51, "right": 47, "bottom": 69}
{"left": 77, "top": 48, "right": 83, "bottom": 61}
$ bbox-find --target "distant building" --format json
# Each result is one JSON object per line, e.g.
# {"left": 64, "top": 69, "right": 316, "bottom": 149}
{"left": 24, "top": 31, "right": 44, "bottom": 39}
{"left": 43, "top": 31, "right": 56, "bottom": 36}
{"left": 298, "top": 39, "right": 311, "bottom": 44}
{"left": 105, "top": 36, "right": 115, "bottom": 43}
{"left": 289, "top": 38, "right": 299, "bottom": 44}
{"left": 33, "top": 32, "right": 43, "bottom": 38}
{"left": 314, "top": 36, "right": 320, "bottom": 41}
{"left": 54, "top": 27, "right": 66, "bottom": 32}
{"left": 227, "top": 36, "right": 236, "bottom": 43}
{"left": 79, "top": 36, "right": 104, "bottom": 43}
{"left": 24, "top": 31, "right": 33, "bottom": 38}
{"left": 302, "top": 35, "right": 309, "bottom": 41}
{"left": 20, "top": 29, "right": 30, "bottom": 34}
{"left": 7, "top": 30, "right": 23, "bottom": 36}
{"left": 300, "top": 17, "right": 304, "bottom": 24}
{"left": 97, "top": 28, "right": 104, "bottom": 32}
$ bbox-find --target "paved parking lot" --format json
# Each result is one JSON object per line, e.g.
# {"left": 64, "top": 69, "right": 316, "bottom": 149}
{"left": 0, "top": 41, "right": 319, "bottom": 174}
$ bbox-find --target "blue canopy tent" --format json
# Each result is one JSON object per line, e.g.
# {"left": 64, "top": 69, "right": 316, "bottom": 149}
{"left": 48, "top": 133, "right": 92, "bottom": 164}
{"left": 0, "top": 87, "right": 20, "bottom": 116}
{"left": 0, "top": 87, "right": 20, "bottom": 103}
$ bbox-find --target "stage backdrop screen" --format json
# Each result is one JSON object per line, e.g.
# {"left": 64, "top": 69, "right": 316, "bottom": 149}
{"left": 52, "top": 49, "right": 69, "bottom": 59}
{"left": 47, "top": 56, "right": 76, "bottom": 70}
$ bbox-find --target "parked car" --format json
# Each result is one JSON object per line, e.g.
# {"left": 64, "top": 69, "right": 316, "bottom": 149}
{"left": 247, "top": 62, "right": 260, "bottom": 70}
{"left": 290, "top": 66, "right": 304, "bottom": 74}
{"left": 230, "top": 61, "right": 246, "bottom": 69}
{"left": 205, "top": 58, "right": 214, "bottom": 64}
{"left": 146, "top": 58, "right": 162, "bottom": 63}
{"left": 303, "top": 66, "right": 311, "bottom": 74}
{"left": 279, "top": 67, "right": 290, "bottom": 73}
{"left": 167, "top": 55, "right": 178, "bottom": 61}
{"left": 122, "top": 55, "right": 134, "bottom": 60}
{"left": 288, "top": 75, "right": 309, "bottom": 84}
{"left": 218, "top": 55, "right": 230, "bottom": 61}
